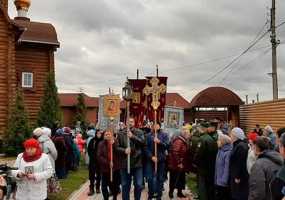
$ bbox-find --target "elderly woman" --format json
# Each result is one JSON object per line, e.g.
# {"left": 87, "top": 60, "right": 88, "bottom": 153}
{"left": 229, "top": 127, "right": 249, "bottom": 200}
{"left": 215, "top": 133, "right": 232, "bottom": 200}
{"left": 168, "top": 126, "right": 191, "bottom": 198}
{"left": 264, "top": 125, "right": 276, "bottom": 148}
{"left": 12, "top": 138, "right": 53, "bottom": 200}
{"left": 33, "top": 127, "right": 58, "bottom": 171}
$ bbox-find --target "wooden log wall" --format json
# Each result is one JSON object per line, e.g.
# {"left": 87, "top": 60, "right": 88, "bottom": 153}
{"left": 15, "top": 46, "right": 54, "bottom": 126}
{"left": 240, "top": 98, "right": 285, "bottom": 133}
{"left": 0, "top": 12, "right": 9, "bottom": 135}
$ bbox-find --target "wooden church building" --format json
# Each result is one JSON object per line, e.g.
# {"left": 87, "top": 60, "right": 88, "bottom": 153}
{"left": 0, "top": 0, "right": 59, "bottom": 135}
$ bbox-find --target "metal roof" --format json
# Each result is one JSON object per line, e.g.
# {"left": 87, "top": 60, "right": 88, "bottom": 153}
{"left": 190, "top": 87, "right": 243, "bottom": 108}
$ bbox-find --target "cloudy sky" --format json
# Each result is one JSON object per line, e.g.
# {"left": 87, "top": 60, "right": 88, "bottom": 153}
{"left": 9, "top": 0, "right": 285, "bottom": 102}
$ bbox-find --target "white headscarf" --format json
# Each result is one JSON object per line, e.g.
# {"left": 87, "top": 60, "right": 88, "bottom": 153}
{"left": 231, "top": 127, "right": 246, "bottom": 140}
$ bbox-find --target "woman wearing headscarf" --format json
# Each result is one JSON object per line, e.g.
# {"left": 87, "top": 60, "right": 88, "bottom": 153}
{"left": 12, "top": 138, "right": 53, "bottom": 200}
{"left": 87, "top": 129, "right": 103, "bottom": 195}
{"left": 168, "top": 126, "right": 191, "bottom": 198}
{"left": 215, "top": 133, "right": 232, "bottom": 200}
{"left": 52, "top": 128, "right": 67, "bottom": 179}
{"left": 33, "top": 127, "right": 58, "bottom": 171}
{"left": 229, "top": 127, "right": 249, "bottom": 200}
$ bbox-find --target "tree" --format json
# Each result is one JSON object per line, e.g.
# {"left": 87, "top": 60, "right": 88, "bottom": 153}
{"left": 74, "top": 92, "right": 87, "bottom": 134}
{"left": 6, "top": 89, "right": 30, "bottom": 156}
{"left": 37, "top": 72, "right": 62, "bottom": 129}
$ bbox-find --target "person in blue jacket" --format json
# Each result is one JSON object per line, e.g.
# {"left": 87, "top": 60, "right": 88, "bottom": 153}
{"left": 145, "top": 122, "right": 169, "bottom": 200}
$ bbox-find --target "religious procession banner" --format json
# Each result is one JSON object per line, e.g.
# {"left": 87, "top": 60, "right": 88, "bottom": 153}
{"left": 164, "top": 106, "right": 184, "bottom": 138}
{"left": 128, "top": 79, "right": 147, "bottom": 127}
{"left": 144, "top": 76, "right": 168, "bottom": 123}
{"left": 98, "top": 94, "right": 121, "bottom": 130}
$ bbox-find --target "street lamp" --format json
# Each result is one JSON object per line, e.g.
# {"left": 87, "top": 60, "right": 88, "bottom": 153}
{"left": 122, "top": 78, "right": 132, "bottom": 174}
{"left": 122, "top": 79, "right": 133, "bottom": 101}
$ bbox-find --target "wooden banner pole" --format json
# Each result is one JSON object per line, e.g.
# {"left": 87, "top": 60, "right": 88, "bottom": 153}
{"left": 154, "top": 109, "right": 158, "bottom": 174}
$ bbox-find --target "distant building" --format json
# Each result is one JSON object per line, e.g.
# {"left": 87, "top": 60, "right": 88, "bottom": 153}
{"left": 58, "top": 93, "right": 192, "bottom": 127}
{"left": 0, "top": 0, "right": 59, "bottom": 134}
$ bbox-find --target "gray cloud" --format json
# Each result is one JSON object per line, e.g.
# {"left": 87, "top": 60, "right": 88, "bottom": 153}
{"left": 8, "top": 0, "right": 285, "bottom": 102}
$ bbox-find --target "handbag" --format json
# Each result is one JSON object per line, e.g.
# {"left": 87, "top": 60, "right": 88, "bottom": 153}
{"left": 47, "top": 174, "right": 62, "bottom": 193}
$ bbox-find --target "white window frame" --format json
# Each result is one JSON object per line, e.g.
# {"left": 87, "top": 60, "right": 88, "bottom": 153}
{"left": 22, "top": 72, "right": 33, "bottom": 88}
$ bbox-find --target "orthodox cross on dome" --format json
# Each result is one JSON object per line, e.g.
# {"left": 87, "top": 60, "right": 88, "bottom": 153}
{"left": 143, "top": 77, "right": 166, "bottom": 110}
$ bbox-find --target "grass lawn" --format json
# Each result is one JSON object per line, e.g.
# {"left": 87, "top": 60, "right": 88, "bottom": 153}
{"left": 48, "top": 163, "right": 89, "bottom": 200}
{"left": 187, "top": 172, "right": 198, "bottom": 196}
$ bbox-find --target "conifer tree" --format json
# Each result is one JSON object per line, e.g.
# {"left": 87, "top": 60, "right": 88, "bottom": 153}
{"left": 74, "top": 92, "right": 87, "bottom": 134}
{"left": 6, "top": 89, "right": 30, "bottom": 156}
{"left": 37, "top": 72, "right": 62, "bottom": 129}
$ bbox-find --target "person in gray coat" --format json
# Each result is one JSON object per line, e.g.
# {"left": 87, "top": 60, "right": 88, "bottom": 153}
{"left": 249, "top": 136, "right": 283, "bottom": 200}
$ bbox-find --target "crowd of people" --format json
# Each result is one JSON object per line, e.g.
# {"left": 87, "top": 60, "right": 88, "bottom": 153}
{"left": 5, "top": 119, "right": 285, "bottom": 200}
{"left": 189, "top": 123, "right": 285, "bottom": 200}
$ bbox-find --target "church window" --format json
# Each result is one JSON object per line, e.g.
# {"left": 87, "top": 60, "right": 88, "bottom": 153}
{"left": 22, "top": 72, "right": 33, "bottom": 88}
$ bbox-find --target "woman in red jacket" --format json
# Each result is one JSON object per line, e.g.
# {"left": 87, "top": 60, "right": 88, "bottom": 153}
{"left": 168, "top": 126, "right": 191, "bottom": 198}
{"left": 97, "top": 131, "right": 120, "bottom": 200}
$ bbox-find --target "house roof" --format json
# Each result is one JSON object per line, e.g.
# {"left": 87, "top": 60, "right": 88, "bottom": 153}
{"left": 59, "top": 92, "right": 191, "bottom": 109}
{"left": 13, "top": 18, "right": 60, "bottom": 47}
{"left": 166, "top": 93, "right": 191, "bottom": 109}
{"left": 58, "top": 93, "right": 99, "bottom": 108}
{"left": 190, "top": 87, "right": 243, "bottom": 108}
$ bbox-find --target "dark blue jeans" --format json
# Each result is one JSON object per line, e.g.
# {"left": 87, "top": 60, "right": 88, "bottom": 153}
{"left": 146, "top": 161, "right": 165, "bottom": 199}
{"left": 101, "top": 170, "right": 120, "bottom": 200}
{"left": 120, "top": 167, "right": 143, "bottom": 200}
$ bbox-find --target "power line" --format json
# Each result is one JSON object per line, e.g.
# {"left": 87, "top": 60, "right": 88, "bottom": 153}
{"left": 277, "top": 21, "right": 285, "bottom": 28}
{"left": 221, "top": 42, "right": 284, "bottom": 87}
{"left": 204, "top": 29, "right": 270, "bottom": 83}
{"left": 163, "top": 44, "right": 271, "bottom": 72}
{"left": 220, "top": 47, "right": 272, "bottom": 84}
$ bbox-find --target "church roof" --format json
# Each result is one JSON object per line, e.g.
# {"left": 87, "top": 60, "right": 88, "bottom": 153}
{"left": 190, "top": 86, "right": 243, "bottom": 107}
{"left": 13, "top": 19, "right": 60, "bottom": 47}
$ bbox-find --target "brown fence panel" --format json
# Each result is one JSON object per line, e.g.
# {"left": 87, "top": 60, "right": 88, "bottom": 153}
{"left": 240, "top": 98, "right": 285, "bottom": 133}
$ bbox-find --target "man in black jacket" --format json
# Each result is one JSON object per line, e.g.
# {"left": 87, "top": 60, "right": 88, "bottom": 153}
{"left": 87, "top": 130, "right": 103, "bottom": 196}
{"left": 116, "top": 117, "right": 145, "bottom": 200}
{"left": 249, "top": 136, "right": 283, "bottom": 200}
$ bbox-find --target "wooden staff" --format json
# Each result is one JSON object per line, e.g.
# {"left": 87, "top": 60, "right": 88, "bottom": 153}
{"left": 126, "top": 101, "right": 131, "bottom": 174}
{"left": 108, "top": 118, "right": 114, "bottom": 182}
{"left": 154, "top": 109, "right": 158, "bottom": 174}
{"left": 108, "top": 138, "right": 113, "bottom": 182}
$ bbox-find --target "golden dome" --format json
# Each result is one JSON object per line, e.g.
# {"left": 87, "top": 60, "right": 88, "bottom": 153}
{"left": 14, "top": 0, "right": 31, "bottom": 11}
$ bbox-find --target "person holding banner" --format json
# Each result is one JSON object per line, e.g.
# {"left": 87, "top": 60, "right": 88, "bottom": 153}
{"left": 116, "top": 117, "right": 145, "bottom": 200}
{"left": 97, "top": 131, "right": 120, "bottom": 200}
{"left": 145, "top": 122, "right": 169, "bottom": 200}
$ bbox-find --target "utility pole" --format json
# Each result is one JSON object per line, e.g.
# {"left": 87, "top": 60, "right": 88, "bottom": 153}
{"left": 271, "top": 0, "right": 279, "bottom": 100}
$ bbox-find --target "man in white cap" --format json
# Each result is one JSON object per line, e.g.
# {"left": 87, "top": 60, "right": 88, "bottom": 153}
{"left": 229, "top": 127, "right": 249, "bottom": 200}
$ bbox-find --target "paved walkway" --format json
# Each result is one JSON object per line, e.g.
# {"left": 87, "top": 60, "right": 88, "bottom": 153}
{"left": 69, "top": 180, "right": 193, "bottom": 200}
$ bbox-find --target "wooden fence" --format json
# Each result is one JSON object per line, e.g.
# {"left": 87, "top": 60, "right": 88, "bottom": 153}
{"left": 240, "top": 98, "right": 285, "bottom": 133}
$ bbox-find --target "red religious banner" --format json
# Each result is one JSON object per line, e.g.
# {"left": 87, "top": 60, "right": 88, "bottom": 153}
{"left": 128, "top": 79, "right": 147, "bottom": 127}
{"left": 144, "top": 76, "right": 168, "bottom": 123}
